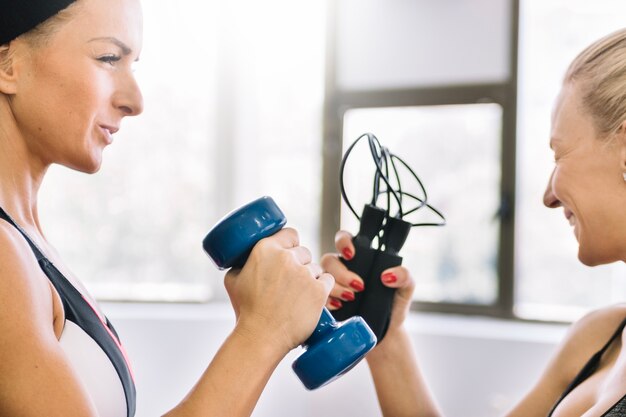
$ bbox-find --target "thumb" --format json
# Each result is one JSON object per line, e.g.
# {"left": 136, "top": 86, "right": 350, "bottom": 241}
{"left": 380, "top": 266, "right": 414, "bottom": 297}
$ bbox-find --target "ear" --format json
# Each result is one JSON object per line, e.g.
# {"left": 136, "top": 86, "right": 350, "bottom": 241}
{"left": 0, "top": 42, "right": 19, "bottom": 95}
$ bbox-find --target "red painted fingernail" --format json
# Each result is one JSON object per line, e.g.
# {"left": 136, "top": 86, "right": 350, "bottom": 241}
{"left": 349, "top": 279, "right": 364, "bottom": 292}
{"left": 341, "top": 291, "right": 355, "bottom": 301}
{"left": 382, "top": 272, "right": 397, "bottom": 284}
{"left": 342, "top": 248, "right": 353, "bottom": 260}
{"left": 330, "top": 299, "right": 342, "bottom": 308}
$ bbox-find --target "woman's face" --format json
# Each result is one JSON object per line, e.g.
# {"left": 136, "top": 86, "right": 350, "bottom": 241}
{"left": 544, "top": 83, "right": 626, "bottom": 265}
{"left": 9, "top": 0, "right": 144, "bottom": 173}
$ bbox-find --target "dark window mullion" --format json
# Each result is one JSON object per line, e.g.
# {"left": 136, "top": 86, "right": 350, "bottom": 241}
{"left": 496, "top": 0, "right": 520, "bottom": 318}
{"left": 336, "top": 84, "right": 507, "bottom": 109}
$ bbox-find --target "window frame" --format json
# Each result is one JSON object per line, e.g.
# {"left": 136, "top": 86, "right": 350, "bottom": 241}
{"left": 320, "top": 0, "right": 521, "bottom": 319}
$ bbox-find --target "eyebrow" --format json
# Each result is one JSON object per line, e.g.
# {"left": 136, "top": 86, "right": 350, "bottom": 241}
{"left": 88, "top": 36, "right": 132, "bottom": 56}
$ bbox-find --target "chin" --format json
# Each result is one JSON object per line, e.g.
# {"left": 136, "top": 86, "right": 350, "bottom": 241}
{"left": 64, "top": 154, "right": 103, "bottom": 174}
{"left": 577, "top": 242, "right": 619, "bottom": 267}
{"left": 82, "top": 164, "right": 102, "bottom": 174}
{"left": 577, "top": 250, "right": 603, "bottom": 266}
{"left": 83, "top": 158, "right": 103, "bottom": 174}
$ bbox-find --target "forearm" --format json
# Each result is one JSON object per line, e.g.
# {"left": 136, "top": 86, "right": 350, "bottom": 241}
{"left": 366, "top": 327, "right": 442, "bottom": 417}
{"left": 163, "top": 325, "right": 289, "bottom": 417}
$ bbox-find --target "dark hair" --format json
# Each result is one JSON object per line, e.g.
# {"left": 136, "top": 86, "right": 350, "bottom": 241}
{"left": 20, "top": 2, "right": 81, "bottom": 48}
{"left": 0, "top": 0, "right": 79, "bottom": 46}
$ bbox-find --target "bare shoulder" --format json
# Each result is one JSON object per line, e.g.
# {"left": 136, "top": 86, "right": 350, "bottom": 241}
{"left": 0, "top": 220, "right": 52, "bottom": 314}
{"left": 0, "top": 219, "right": 60, "bottom": 347}
{"left": 506, "top": 305, "right": 626, "bottom": 417}
{"left": 539, "top": 305, "right": 626, "bottom": 392}
{"left": 562, "top": 304, "right": 626, "bottom": 360}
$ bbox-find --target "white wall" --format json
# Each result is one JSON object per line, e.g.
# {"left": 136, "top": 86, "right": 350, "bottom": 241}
{"left": 336, "top": 0, "right": 512, "bottom": 89}
{"left": 104, "top": 303, "right": 567, "bottom": 417}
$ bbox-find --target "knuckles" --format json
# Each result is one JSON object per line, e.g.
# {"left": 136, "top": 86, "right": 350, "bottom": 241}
{"left": 279, "top": 227, "right": 300, "bottom": 246}
{"left": 320, "top": 252, "right": 336, "bottom": 268}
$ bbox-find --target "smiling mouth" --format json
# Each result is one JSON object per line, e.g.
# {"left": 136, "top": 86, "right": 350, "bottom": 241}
{"left": 99, "top": 125, "right": 119, "bottom": 143}
{"left": 100, "top": 125, "right": 119, "bottom": 134}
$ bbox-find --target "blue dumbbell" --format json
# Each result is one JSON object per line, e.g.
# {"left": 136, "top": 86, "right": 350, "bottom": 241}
{"left": 202, "top": 196, "right": 377, "bottom": 390}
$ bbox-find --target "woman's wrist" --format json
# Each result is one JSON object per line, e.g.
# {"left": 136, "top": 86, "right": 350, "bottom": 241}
{"left": 233, "top": 316, "right": 293, "bottom": 360}
{"left": 366, "top": 325, "right": 409, "bottom": 364}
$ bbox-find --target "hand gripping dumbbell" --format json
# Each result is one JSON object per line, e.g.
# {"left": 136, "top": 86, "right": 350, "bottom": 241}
{"left": 202, "top": 196, "right": 377, "bottom": 390}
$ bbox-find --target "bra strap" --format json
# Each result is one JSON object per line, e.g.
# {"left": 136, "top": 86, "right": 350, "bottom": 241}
{"left": 0, "top": 206, "right": 47, "bottom": 262}
{"left": 548, "top": 315, "right": 626, "bottom": 416}
{"left": 597, "top": 316, "right": 626, "bottom": 357}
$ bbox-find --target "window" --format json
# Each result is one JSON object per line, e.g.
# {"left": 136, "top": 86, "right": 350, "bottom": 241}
{"left": 342, "top": 104, "right": 502, "bottom": 304}
{"left": 39, "top": 0, "right": 326, "bottom": 302}
{"left": 322, "top": 0, "right": 516, "bottom": 317}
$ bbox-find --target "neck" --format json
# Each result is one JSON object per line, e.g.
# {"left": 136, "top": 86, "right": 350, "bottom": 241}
{"left": 0, "top": 98, "right": 49, "bottom": 231}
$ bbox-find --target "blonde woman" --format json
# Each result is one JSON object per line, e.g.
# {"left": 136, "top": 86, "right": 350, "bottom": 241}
{"left": 324, "top": 28, "right": 626, "bottom": 417}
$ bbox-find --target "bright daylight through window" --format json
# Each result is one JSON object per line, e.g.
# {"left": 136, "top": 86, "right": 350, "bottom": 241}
{"left": 342, "top": 105, "right": 502, "bottom": 305}
{"left": 39, "top": 0, "right": 326, "bottom": 302}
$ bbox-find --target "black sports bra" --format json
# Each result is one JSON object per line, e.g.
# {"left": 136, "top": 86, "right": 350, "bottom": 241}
{"left": 0, "top": 206, "right": 136, "bottom": 417}
{"left": 548, "top": 317, "right": 626, "bottom": 417}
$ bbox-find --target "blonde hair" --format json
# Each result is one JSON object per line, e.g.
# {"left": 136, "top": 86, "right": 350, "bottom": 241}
{"left": 565, "top": 28, "right": 626, "bottom": 137}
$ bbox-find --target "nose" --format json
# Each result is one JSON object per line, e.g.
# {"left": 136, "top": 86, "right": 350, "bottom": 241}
{"left": 113, "top": 72, "right": 144, "bottom": 117}
{"left": 543, "top": 169, "right": 561, "bottom": 208}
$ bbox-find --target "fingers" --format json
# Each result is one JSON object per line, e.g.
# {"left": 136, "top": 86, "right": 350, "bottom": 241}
{"left": 326, "top": 297, "right": 343, "bottom": 311}
{"left": 334, "top": 230, "right": 355, "bottom": 260}
{"left": 321, "top": 253, "right": 364, "bottom": 291}
{"left": 270, "top": 227, "right": 300, "bottom": 249}
{"left": 321, "top": 252, "right": 364, "bottom": 308}
{"left": 307, "top": 262, "right": 323, "bottom": 279}
{"left": 379, "top": 266, "right": 411, "bottom": 288}
{"left": 322, "top": 233, "right": 364, "bottom": 312}
{"left": 290, "top": 245, "right": 312, "bottom": 265}
{"left": 380, "top": 266, "right": 415, "bottom": 298}
{"left": 316, "top": 272, "right": 335, "bottom": 297}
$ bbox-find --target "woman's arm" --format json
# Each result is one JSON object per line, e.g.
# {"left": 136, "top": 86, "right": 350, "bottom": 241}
{"left": 321, "top": 231, "right": 442, "bottom": 417}
{"left": 0, "top": 223, "right": 331, "bottom": 417}
{"left": 162, "top": 327, "right": 287, "bottom": 417}
{"left": 0, "top": 223, "right": 100, "bottom": 417}
{"left": 164, "top": 227, "right": 334, "bottom": 417}
{"left": 366, "top": 327, "right": 442, "bottom": 417}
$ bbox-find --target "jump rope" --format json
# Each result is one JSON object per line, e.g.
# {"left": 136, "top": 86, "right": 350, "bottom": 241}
{"left": 333, "top": 132, "right": 446, "bottom": 341}
{"left": 202, "top": 132, "right": 446, "bottom": 388}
